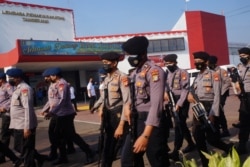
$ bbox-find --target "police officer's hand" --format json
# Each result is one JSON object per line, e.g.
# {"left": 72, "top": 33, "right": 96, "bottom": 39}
{"left": 44, "top": 112, "right": 53, "bottom": 120}
{"left": 0, "top": 108, "right": 6, "bottom": 113}
{"left": 124, "top": 104, "right": 131, "bottom": 125}
{"left": 175, "top": 105, "right": 180, "bottom": 112}
{"left": 208, "top": 115, "right": 215, "bottom": 124}
{"left": 133, "top": 135, "right": 149, "bottom": 153}
{"left": 187, "top": 92, "right": 196, "bottom": 103}
{"left": 114, "top": 124, "right": 123, "bottom": 139}
{"left": 98, "top": 109, "right": 103, "bottom": 117}
{"left": 24, "top": 129, "right": 31, "bottom": 138}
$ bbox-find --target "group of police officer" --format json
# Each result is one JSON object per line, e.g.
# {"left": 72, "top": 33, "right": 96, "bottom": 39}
{"left": 1, "top": 35, "right": 250, "bottom": 167}
{"left": 92, "top": 36, "right": 250, "bottom": 167}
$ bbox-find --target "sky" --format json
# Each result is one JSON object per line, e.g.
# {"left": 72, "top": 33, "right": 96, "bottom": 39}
{"left": 10, "top": 0, "right": 250, "bottom": 44}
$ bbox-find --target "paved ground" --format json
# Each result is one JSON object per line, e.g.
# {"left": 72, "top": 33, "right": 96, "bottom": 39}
{"left": 1, "top": 94, "right": 250, "bottom": 167}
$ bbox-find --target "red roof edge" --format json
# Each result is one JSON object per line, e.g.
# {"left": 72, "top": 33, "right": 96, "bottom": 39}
{"left": 75, "top": 30, "right": 187, "bottom": 40}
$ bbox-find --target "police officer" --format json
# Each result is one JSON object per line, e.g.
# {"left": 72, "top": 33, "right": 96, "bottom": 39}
{"left": 187, "top": 51, "right": 232, "bottom": 167}
{"left": 208, "top": 55, "right": 231, "bottom": 137}
{"left": 40, "top": 68, "right": 76, "bottom": 161}
{"left": 0, "top": 72, "right": 14, "bottom": 163}
{"left": 6, "top": 68, "right": 47, "bottom": 167}
{"left": 40, "top": 68, "right": 58, "bottom": 161}
{"left": 91, "top": 52, "right": 130, "bottom": 167}
{"left": 121, "top": 36, "right": 169, "bottom": 167}
{"left": 163, "top": 54, "right": 195, "bottom": 161}
{"left": 232, "top": 47, "right": 250, "bottom": 154}
{"left": 43, "top": 67, "right": 94, "bottom": 165}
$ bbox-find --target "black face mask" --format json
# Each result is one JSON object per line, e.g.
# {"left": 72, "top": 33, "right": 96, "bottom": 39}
{"left": 8, "top": 79, "right": 16, "bottom": 86}
{"left": 208, "top": 64, "right": 216, "bottom": 70}
{"left": 166, "top": 64, "right": 176, "bottom": 72}
{"left": 240, "top": 57, "right": 249, "bottom": 65}
{"left": 128, "top": 55, "right": 141, "bottom": 67}
{"left": 195, "top": 62, "right": 206, "bottom": 70}
{"left": 103, "top": 64, "right": 113, "bottom": 73}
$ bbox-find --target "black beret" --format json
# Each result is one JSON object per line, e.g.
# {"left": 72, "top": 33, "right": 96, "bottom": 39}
{"left": 122, "top": 36, "right": 149, "bottom": 55}
{"left": 6, "top": 68, "right": 23, "bottom": 78}
{"left": 193, "top": 51, "right": 210, "bottom": 61}
{"left": 0, "top": 72, "right": 6, "bottom": 79}
{"left": 163, "top": 54, "right": 177, "bottom": 62}
{"left": 46, "top": 67, "right": 62, "bottom": 76}
{"left": 238, "top": 47, "right": 250, "bottom": 55}
{"left": 42, "top": 68, "right": 51, "bottom": 77}
{"left": 208, "top": 55, "right": 218, "bottom": 64}
{"left": 100, "top": 52, "right": 120, "bottom": 61}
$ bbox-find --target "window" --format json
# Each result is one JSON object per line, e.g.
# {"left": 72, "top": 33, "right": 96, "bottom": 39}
{"left": 147, "top": 37, "right": 185, "bottom": 53}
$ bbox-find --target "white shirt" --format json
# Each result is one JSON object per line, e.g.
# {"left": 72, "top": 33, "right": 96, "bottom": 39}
{"left": 87, "top": 82, "right": 96, "bottom": 97}
{"left": 69, "top": 86, "right": 75, "bottom": 99}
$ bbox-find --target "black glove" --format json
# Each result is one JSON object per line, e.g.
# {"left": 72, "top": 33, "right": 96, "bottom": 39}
{"left": 230, "top": 73, "right": 238, "bottom": 83}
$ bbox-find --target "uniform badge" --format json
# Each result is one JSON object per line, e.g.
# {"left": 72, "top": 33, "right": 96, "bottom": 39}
{"left": 223, "top": 71, "right": 228, "bottom": 77}
{"left": 136, "top": 81, "right": 142, "bottom": 87}
{"left": 181, "top": 72, "right": 187, "bottom": 80}
{"left": 205, "top": 74, "right": 210, "bottom": 78}
{"left": 21, "top": 89, "right": 28, "bottom": 96}
{"left": 140, "top": 71, "right": 146, "bottom": 78}
{"left": 121, "top": 76, "right": 128, "bottom": 86}
{"left": 206, "top": 87, "right": 211, "bottom": 92}
{"left": 59, "top": 83, "right": 64, "bottom": 91}
{"left": 213, "top": 73, "right": 219, "bottom": 81}
{"left": 151, "top": 69, "right": 159, "bottom": 82}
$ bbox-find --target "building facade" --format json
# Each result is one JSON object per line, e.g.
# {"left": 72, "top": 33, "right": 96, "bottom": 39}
{"left": 0, "top": 0, "right": 247, "bottom": 101}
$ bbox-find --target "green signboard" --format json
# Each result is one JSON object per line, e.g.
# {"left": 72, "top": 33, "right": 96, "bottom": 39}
{"left": 19, "top": 40, "right": 123, "bottom": 56}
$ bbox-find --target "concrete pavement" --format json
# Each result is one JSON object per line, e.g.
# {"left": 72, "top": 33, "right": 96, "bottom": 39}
{"left": 1, "top": 94, "right": 250, "bottom": 167}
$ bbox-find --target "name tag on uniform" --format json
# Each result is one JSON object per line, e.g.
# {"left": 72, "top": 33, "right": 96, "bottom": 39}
{"left": 14, "top": 100, "right": 20, "bottom": 106}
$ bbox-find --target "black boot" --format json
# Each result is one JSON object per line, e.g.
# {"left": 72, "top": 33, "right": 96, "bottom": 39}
{"left": 237, "top": 143, "right": 248, "bottom": 155}
{"left": 0, "top": 156, "right": 6, "bottom": 164}
{"left": 85, "top": 149, "right": 95, "bottom": 165}
{"left": 47, "top": 151, "right": 58, "bottom": 161}
{"left": 37, "top": 155, "right": 48, "bottom": 167}
{"left": 169, "top": 150, "right": 179, "bottom": 161}
{"left": 182, "top": 143, "right": 196, "bottom": 153}
{"left": 52, "top": 157, "right": 68, "bottom": 166}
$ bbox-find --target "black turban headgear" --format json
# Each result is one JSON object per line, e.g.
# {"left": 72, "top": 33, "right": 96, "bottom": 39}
{"left": 208, "top": 55, "right": 218, "bottom": 64}
{"left": 122, "top": 36, "right": 149, "bottom": 55}
{"left": 163, "top": 54, "right": 177, "bottom": 62}
{"left": 100, "top": 52, "right": 121, "bottom": 61}
{"left": 238, "top": 47, "right": 250, "bottom": 55}
{"left": 193, "top": 51, "right": 210, "bottom": 61}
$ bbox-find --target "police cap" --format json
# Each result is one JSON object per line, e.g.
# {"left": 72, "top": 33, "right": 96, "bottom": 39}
{"left": 122, "top": 36, "right": 149, "bottom": 55}
{"left": 42, "top": 68, "right": 50, "bottom": 77}
{"left": 6, "top": 68, "right": 23, "bottom": 78}
{"left": 238, "top": 47, "right": 250, "bottom": 55}
{"left": 0, "top": 72, "right": 6, "bottom": 79}
{"left": 100, "top": 52, "right": 120, "bottom": 61}
{"left": 193, "top": 51, "right": 210, "bottom": 61}
{"left": 46, "top": 67, "right": 62, "bottom": 76}
{"left": 208, "top": 55, "right": 218, "bottom": 64}
{"left": 163, "top": 54, "right": 177, "bottom": 62}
